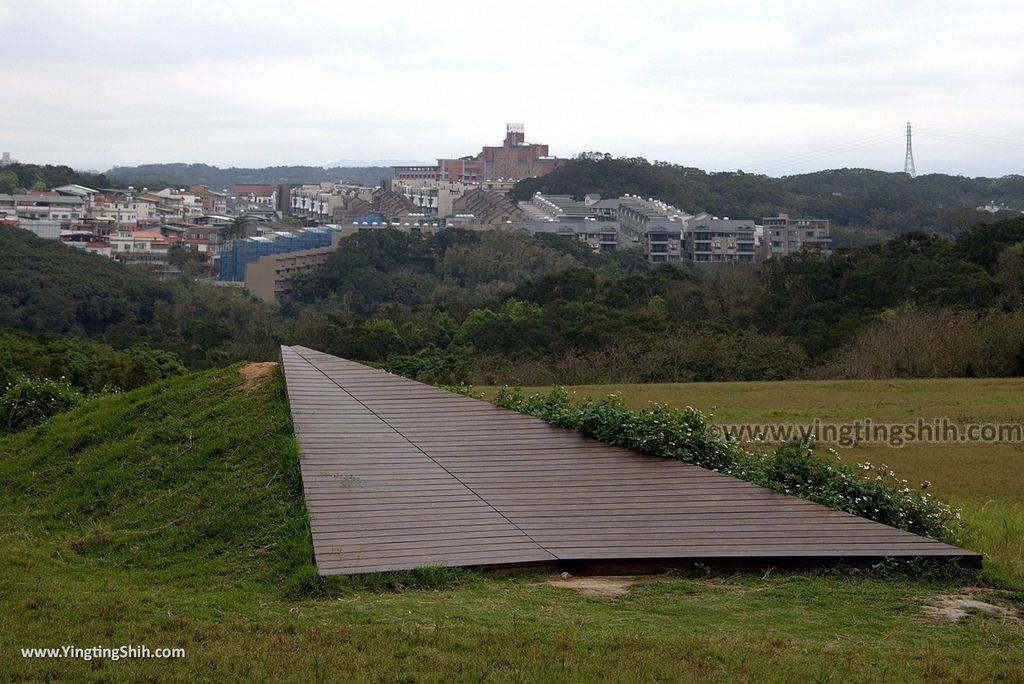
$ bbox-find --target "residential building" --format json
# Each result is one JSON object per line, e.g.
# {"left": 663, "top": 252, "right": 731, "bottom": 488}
{"left": 685, "top": 215, "right": 757, "bottom": 262}
{"left": 388, "top": 179, "right": 470, "bottom": 217}
{"left": 110, "top": 229, "right": 177, "bottom": 265}
{"left": 189, "top": 184, "right": 229, "bottom": 214}
{"left": 615, "top": 196, "right": 689, "bottom": 262}
{"left": 451, "top": 189, "right": 523, "bottom": 225}
{"left": 518, "top": 194, "right": 591, "bottom": 221}
{"left": 392, "top": 165, "right": 438, "bottom": 182}
{"left": 233, "top": 184, "right": 276, "bottom": 206}
{"left": 518, "top": 219, "right": 622, "bottom": 252}
{"left": 1, "top": 193, "right": 86, "bottom": 238}
{"left": 218, "top": 225, "right": 349, "bottom": 282}
{"left": 290, "top": 183, "right": 376, "bottom": 222}
{"left": 60, "top": 230, "right": 113, "bottom": 257}
{"left": 90, "top": 193, "right": 153, "bottom": 226}
{"left": 243, "top": 228, "right": 355, "bottom": 303}
{"left": 0, "top": 152, "right": 15, "bottom": 166}
{"left": 760, "top": 213, "right": 831, "bottom": 258}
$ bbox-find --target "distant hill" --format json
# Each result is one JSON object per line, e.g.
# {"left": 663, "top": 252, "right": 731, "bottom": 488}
{"left": 510, "top": 155, "right": 1024, "bottom": 233}
{"left": 105, "top": 163, "right": 394, "bottom": 190}
{"left": 326, "top": 159, "right": 432, "bottom": 167}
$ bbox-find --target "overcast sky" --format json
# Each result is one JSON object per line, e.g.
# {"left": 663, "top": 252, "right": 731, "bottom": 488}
{"left": 1, "top": 0, "right": 1022, "bottom": 177}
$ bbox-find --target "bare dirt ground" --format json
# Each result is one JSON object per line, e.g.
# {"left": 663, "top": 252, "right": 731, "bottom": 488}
{"left": 922, "top": 592, "right": 1020, "bottom": 623}
{"left": 546, "top": 573, "right": 642, "bottom": 597}
{"left": 237, "top": 362, "right": 278, "bottom": 391}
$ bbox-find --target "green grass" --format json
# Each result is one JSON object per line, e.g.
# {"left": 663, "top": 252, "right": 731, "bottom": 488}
{"left": 1, "top": 370, "right": 1022, "bottom": 681}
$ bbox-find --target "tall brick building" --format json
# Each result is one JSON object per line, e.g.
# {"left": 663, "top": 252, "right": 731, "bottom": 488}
{"left": 395, "top": 124, "right": 561, "bottom": 185}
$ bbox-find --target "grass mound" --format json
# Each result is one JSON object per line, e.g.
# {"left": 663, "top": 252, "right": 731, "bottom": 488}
{"left": 0, "top": 363, "right": 314, "bottom": 592}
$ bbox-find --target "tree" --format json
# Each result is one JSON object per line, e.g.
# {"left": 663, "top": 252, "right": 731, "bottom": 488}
{"left": 0, "top": 170, "right": 23, "bottom": 194}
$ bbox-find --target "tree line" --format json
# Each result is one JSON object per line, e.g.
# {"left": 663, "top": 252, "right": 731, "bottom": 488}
{"left": 2, "top": 214, "right": 1023, "bottom": 386}
{"left": 510, "top": 155, "right": 1024, "bottom": 236}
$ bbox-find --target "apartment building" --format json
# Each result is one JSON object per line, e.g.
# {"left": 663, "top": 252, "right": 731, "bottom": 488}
{"left": 90, "top": 193, "right": 154, "bottom": 226}
{"left": 389, "top": 179, "right": 470, "bottom": 217}
{"left": 520, "top": 219, "right": 621, "bottom": 252}
{"left": 189, "top": 185, "right": 228, "bottom": 214}
{"left": 243, "top": 228, "right": 355, "bottom": 302}
{"left": 685, "top": 215, "right": 757, "bottom": 262}
{"left": 518, "top": 194, "right": 592, "bottom": 221}
{"left": 451, "top": 189, "right": 523, "bottom": 225}
{"left": 616, "top": 196, "right": 688, "bottom": 263}
{"left": 290, "top": 183, "right": 376, "bottom": 221}
{"left": 110, "top": 229, "right": 176, "bottom": 264}
{"left": 1, "top": 193, "right": 86, "bottom": 238}
{"left": 761, "top": 213, "right": 831, "bottom": 258}
{"left": 233, "top": 184, "right": 276, "bottom": 206}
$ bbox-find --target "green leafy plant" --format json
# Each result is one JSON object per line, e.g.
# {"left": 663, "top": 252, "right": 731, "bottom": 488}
{"left": 1, "top": 375, "right": 83, "bottom": 431}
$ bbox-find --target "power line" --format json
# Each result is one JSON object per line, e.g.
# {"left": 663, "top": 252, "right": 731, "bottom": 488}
{"left": 738, "top": 128, "right": 903, "bottom": 172}
{"left": 914, "top": 126, "right": 1024, "bottom": 146}
{"left": 746, "top": 132, "right": 904, "bottom": 174}
{"left": 914, "top": 129, "right": 1024, "bottom": 152}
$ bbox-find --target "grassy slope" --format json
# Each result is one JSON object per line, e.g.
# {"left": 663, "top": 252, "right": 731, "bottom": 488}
{"left": 1, "top": 371, "right": 1022, "bottom": 681}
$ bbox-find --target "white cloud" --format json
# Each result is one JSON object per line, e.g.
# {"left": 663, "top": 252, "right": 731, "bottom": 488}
{"left": 0, "top": 0, "right": 1022, "bottom": 175}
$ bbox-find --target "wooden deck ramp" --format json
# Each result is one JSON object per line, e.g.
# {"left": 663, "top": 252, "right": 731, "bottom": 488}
{"left": 281, "top": 346, "right": 979, "bottom": 575}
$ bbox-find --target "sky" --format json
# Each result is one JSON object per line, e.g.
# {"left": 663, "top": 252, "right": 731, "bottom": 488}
{"left": 1, "top": 0, "right": 1023, "bottom": 177}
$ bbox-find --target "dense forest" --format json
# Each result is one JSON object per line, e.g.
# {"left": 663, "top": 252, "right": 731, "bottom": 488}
{"left": 510, "top": 155, "right": 1024, "bottom": 235}
{"left": 0, "top": 228, "right": 276, "bottom": 369}
{"left": 6, "top": 213, "right": 1023, "bottom": 387}
{"left": 105, "top": 163, "right": 393, "bottom": 190}
{"left": 0, "top": 163, "right": 116, "bottom": 193}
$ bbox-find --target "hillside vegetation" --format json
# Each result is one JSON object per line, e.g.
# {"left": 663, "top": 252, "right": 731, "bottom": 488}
{"left": 0, "top": 163, "right": 114, "bottom": 194}
{"left": 0, "top": 227, "right": 278, "bottom": 368}
{"left": 286, "top": 219, "right": 1024, "bottom": 385}
{"left": 510, "top": 155, "right": 1024, "bottom": 233}
{"left": 5, "top": 213, "right": 1024, "bottom": 385}
{"left": 0, "top": 328, "right": 184, "bottom": 394}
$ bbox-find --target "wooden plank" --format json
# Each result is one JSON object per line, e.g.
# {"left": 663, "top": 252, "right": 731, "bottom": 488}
{"left": 282, "top": 345, "right": 981, "bottom": 576}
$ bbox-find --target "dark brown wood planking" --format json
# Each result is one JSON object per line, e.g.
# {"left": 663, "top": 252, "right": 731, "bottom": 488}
{"left": 280, "top": 346, "right": 980, "bottom": 575}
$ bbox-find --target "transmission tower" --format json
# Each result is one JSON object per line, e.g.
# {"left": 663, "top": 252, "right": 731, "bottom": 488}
{"left": 904, "top": 121, "right": 916, "bottom": 177}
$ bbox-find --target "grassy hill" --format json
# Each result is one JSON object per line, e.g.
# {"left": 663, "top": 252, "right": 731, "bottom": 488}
{"left": 0, "top": 363, "right": 311, "bottom": 590}
{"left": 1, "top": 368, "right": 1022, "bottom": 681}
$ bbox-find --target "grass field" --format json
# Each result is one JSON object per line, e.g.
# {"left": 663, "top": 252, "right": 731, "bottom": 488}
{"left": 491, "top": 378, "right": 1024, "bottom": 506}
{"left": 1, "top": 370, "right": 1022, "bottom": 682}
